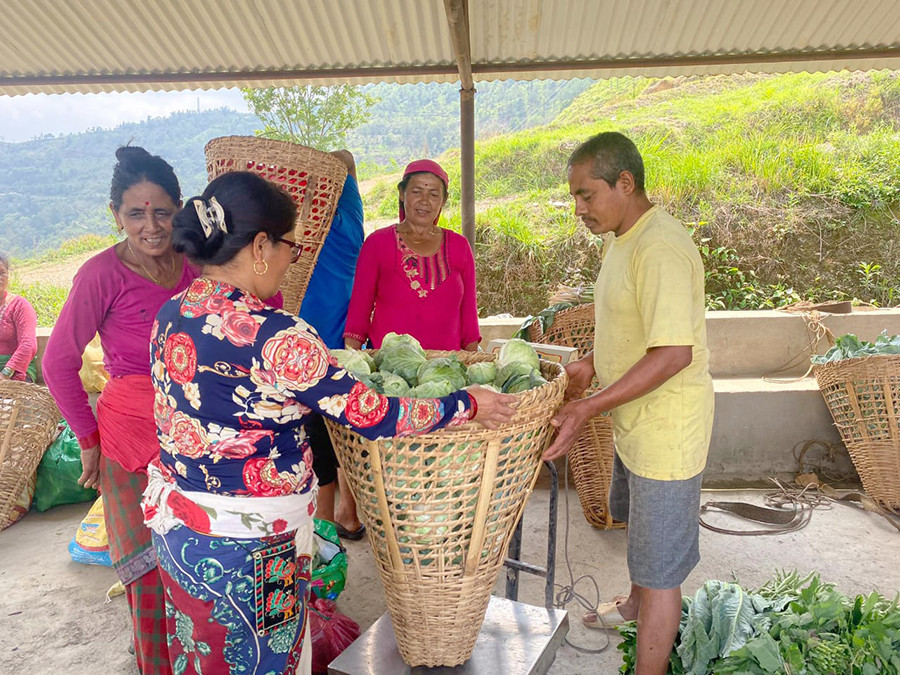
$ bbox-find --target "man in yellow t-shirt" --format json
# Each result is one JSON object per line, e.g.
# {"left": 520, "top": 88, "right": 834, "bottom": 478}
{"left": 543, "top": 131, "right": 714, "bottom": 675}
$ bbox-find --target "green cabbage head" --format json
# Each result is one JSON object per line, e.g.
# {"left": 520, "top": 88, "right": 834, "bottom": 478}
{"left": 410, "top": 380, "right": 454, "bottom": 398}
{"left": 498, "top": 338, "right": 540, "bottom": 371}
{"left": 381, "top": 371, "right": 412, "bottom": 396}
{"left": 417, "top": 357, "right": 467, "bottom": 392}
{"left": 331, "top": 348, "right": 373, "bottom": 376}
{"left": 466, "top": 361, "right": 498, "bottom": 385}
{"left": 381, "top": 332, "right": 425, "bottom": 357}
{"left": 494, "top": 361, "right": 536, "bottom": 390}
{"left": 379, "top": 344, "right": 427, "bottom": 384}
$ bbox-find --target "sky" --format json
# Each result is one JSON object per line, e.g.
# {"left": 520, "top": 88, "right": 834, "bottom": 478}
{"left": 0, "top": 89, "right": 249, "bottom": 142}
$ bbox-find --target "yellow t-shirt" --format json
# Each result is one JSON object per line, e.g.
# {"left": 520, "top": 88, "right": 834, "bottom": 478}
{"left": 593, "top": 206, "right": 714, "bottom": 480}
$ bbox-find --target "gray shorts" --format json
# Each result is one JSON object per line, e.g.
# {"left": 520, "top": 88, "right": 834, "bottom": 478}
{"left": 609, "top": 452, "right": 703, "bottom": 589}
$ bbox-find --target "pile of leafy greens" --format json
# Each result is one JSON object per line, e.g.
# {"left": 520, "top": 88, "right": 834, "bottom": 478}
{"left": 618, "top": 571, "right": 900, "bottom": 674}
{"left": 330, "top": 334, "right": 547, "bottom": 398}
{"left": 812, "top": 331, "right": 900, "bottom": 365}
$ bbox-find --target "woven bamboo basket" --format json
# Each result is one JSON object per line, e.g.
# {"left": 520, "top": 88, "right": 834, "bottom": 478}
{"left": 205, "top": 136, "right": 346, "bottom": 314}
{"left": 325, "top": 351, "right": 566, "bottom": 667}
{"left": 528, "top": 303, "right": 624, "bottom": 529}
{"left": 0, "top": 381, "right": 61, "bottom": 530}
{"left": 814, "top": 355, "right": 900, "bottom": 510}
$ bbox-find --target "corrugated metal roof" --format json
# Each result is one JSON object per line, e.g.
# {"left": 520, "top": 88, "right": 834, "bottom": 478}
{"left": 2, "top": 0, "right": 900, "bottom": 96}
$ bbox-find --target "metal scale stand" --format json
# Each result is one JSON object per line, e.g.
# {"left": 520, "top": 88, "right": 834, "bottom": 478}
{"left": 328, "top": 461, "right": 568, "bottom": 675}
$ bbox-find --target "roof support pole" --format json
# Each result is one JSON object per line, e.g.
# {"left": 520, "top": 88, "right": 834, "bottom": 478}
{"left": 460, "top": 85, "right": 476, "bottom": 248}
{"left": 443, "top": 0, "right": 476, "bottom": 249}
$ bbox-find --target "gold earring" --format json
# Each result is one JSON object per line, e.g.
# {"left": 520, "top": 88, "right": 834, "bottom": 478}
{"left": 253, "top": 260, "right": 269, "bottom": 276}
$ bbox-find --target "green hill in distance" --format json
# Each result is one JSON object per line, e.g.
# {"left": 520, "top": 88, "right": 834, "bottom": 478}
{"left": 0, "top": 108, "right": 259, "bottom": 256}
{"left": 0, "top": 79, "right": 593, "bottom": 258}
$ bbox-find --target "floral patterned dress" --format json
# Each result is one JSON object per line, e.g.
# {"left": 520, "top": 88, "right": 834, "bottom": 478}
{"left": 147, "top": 277, "right": 472, "bottom": 675}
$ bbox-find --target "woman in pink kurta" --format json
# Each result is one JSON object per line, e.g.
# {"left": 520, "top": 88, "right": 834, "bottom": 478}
{"left": 43, "top": 146, "right": 196, "bottom": 675}
{"left": 0, "top": 253, "right": 38, "bottom": 382}
{"left": 343, "top": 159, "right": 481, "bottom": 351}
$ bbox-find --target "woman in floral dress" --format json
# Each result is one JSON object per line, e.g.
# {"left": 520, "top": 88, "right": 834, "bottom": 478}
{"left": 141, "top": 171, "right": 515, "bottom": 675}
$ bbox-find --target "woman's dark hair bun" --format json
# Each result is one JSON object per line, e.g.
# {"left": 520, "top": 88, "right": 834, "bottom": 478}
{"left": 171, "top": 197, "right": 227, "bottom": 261}
{"left": 171, "top": 172, "right": 296, "bottom": 267}
{"left": 109, "top": 145, "right": 181, "bottom": 210}
{"left": 115, "top": 145, "right": 152, "bottom": 165}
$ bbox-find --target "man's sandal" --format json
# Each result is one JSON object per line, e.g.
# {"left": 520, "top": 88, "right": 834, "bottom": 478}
{"left": 582, "top": 596, "right": 629, "bottom": 630}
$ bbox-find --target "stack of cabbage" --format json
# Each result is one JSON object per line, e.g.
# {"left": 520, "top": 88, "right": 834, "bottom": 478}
{"left": 331, "top": 332, "right": 547, "bottom": 397}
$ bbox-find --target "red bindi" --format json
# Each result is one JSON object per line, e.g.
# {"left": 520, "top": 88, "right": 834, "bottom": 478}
{"left": 145, "top": 201, "right": 150, "bottom": 206}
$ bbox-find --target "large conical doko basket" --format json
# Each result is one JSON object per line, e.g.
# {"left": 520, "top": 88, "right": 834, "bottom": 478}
{"left": 205, "top": 136, "right": 346, "bottom": 314}
{"left": 0, "top": 382, "right": 61, "bottom": 530}
{"left": 325, "top": 351, "right": 566, "bottom": 667}
{"left": 528, "top": 304, "right": 624, "bottom": 530}
{"left": 814, "top": 355, "right": 900, "bottom": 510}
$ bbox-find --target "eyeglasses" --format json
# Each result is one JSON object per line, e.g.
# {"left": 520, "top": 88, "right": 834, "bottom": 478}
{"left": 278, "top": 238, "right": 303, "bottom": 264}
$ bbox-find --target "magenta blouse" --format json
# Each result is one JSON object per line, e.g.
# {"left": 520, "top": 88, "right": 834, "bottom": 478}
{"left": 343, "top": 225, "right": 481, "bottom": 350}
{"left": 0, "top": 293, "right": 38, "bottom": 380}
{"left": 42, "top": 246, "right": 199, "bottom": 448}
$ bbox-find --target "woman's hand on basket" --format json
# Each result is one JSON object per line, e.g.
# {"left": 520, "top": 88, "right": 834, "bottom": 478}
{"left": 542, "top": 398, "right": 593, "bottom": 461}
{"left": 78, "top": 444, "right": 102, "bottom": 490}
{"left": 466, "top": 386, "right": 517, "bottom": 429}
{"left": 563, "top": 356, "right": 594, "bottom": 401}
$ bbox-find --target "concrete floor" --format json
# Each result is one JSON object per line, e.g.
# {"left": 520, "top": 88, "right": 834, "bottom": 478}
{"left": 2, "top": 481, "right": 899, "bottom": 675}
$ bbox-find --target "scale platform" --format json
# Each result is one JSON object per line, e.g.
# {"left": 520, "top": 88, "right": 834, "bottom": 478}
{"left": 328, "top": 595, "right": 569, "bottom": 675}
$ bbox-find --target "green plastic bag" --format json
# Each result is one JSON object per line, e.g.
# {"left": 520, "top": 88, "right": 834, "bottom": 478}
{"left": 311, "top": 518, "right": 348, "bottom": 601}
{"left": 33, "top": 421, "right": 97, "bottom": 512}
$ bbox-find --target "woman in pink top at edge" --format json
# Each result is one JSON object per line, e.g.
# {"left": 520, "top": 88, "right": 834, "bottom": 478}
{"left": 42, "top": 146, "right": 197, "bottom": 675}
{"left": 343, "top": 159, "right": 482, "bottom": 351}
{"left": 0, "top": 253, "right": 38, "bottom": 382}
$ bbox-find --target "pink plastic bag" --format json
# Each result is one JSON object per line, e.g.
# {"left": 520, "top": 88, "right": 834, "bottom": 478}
{"left": 309, "top": 597, "right": 361, "bottom": 674}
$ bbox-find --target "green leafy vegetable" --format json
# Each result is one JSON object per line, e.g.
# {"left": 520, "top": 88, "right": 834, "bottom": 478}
{"left": 618, "top": 571, "right": 900, "bottom": 675}
{"left": 812, "top": 331, "right": 900, "bottom": 364}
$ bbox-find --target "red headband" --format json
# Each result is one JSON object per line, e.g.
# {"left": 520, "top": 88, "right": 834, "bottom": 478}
{"left": 399, "top": 159, "right": 449, "bottom": 223}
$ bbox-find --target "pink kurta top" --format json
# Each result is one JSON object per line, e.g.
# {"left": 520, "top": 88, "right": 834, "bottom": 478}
{"left": 0, "top": 293, "right": 38, "bottom": 380}
{"left": 42, "top": 246, "right": 199, "bottom": 447}
{"left": 343, "top": 225, "right": 481, "bottom": 350}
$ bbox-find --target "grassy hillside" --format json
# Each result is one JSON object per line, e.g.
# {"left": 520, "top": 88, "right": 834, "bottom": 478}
{"left": 364, "top": 71, "right": 900, "bottom": 315}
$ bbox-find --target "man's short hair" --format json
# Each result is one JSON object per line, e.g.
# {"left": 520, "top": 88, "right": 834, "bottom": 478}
{"left": 568, "top": 131, "right": 645, "bottom": 192}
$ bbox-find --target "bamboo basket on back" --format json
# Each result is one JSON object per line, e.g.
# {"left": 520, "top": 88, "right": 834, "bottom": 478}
{"left": 0, "top": 381, "right": 61, "bottom": 530}
{"left": 528, "top": 303, "right": 624, "bottom": 530}
{"left": 205, "top": 136, "right": 346, "bottom": 314}
{"left": 814, "top": 354, "right": 900, "bottom": 510}
{"left": 325, "top": 351, "right": 566, "bottom": 667}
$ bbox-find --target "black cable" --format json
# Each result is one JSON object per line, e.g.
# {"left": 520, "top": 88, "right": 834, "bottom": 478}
{"left": 552, "top": 455, "right": 615, "bottom": 654}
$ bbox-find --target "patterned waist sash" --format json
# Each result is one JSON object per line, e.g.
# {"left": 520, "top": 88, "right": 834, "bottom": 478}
{"left": 142, "top": 460, "right": 316, "bottom": 540}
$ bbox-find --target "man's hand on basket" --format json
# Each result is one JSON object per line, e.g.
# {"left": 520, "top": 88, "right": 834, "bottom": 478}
{"left": 466, "top": 386, "right": 517, "bottom": 429}
{"left": 78, "top": 444, "right": 102, "bottom": 490}
{"left": 563, "top": 356, "right": 595, "bottom": 401}
{"left": 542, "top": 398, "right": 594, "bottom": 461}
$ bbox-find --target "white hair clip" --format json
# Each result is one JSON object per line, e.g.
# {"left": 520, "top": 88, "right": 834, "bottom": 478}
{"left": 193, "top": 196, "right": 227, "bottom": 238}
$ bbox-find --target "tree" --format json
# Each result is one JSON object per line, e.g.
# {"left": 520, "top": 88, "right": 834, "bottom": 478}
{"left": 241, "top": 85, "right": 376, "bottom": 150}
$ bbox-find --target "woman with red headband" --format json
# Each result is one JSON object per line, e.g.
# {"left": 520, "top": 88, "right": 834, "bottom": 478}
{"left": 344, "top": 159, "right": 481, "bottom": 351}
